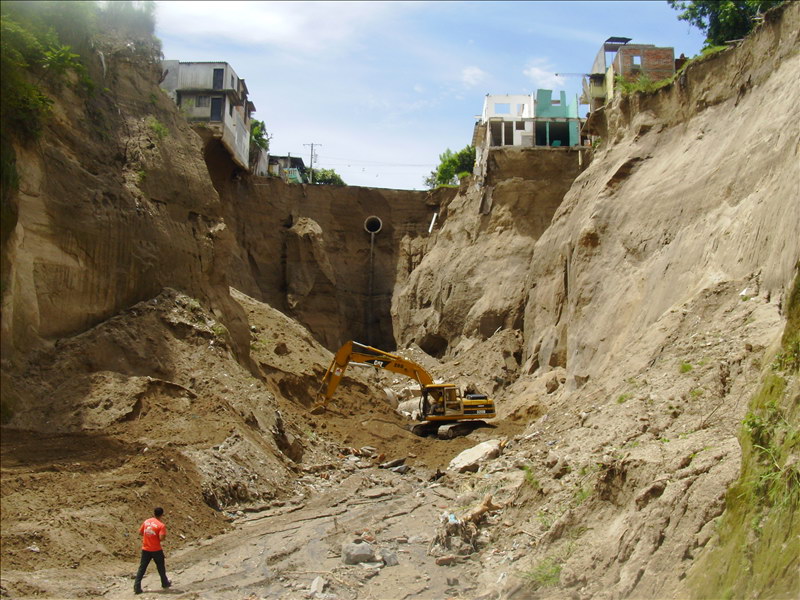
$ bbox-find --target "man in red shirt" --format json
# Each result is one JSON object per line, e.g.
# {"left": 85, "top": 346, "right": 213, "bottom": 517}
{"left": 133, "top": 507, "right": 171, "bottom": 594}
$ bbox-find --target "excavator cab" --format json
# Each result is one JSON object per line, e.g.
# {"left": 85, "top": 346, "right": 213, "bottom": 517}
{"left": 422, "top": 384, "right": 462, "bottom": 418}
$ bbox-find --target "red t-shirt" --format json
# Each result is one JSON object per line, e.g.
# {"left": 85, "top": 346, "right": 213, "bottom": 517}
{"left": 139, "top": 517, "right": 166, "bottom": 551}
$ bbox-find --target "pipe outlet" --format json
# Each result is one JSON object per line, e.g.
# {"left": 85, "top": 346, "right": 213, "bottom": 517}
{"left": 364, "top": 216, "right": 383, "bottom": 234}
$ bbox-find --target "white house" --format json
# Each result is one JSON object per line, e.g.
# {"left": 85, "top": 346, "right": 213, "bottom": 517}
{"left": 160, "top": 61, "right": 255, "bottom": 170}
{"left": 476, "top": 90, "right": 582, "bottom": 148}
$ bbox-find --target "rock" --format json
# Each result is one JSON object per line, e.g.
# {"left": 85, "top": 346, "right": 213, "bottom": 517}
{"left": 310, "top": 576, "right": 326, "bottom": 595}
{"left": 381, "top": 550, "right": 400, "bottom": 566}
{"left": 551, "top": 458, "right": 569, "bottom": 479}
{"left": 447, "top": 577, "right": 460, "bottom": 586}
{"left": 379, "top": 458, "right": 406, "bottom": 469}
{"left": 435, "top": 555, "right": 457, "bottom": 566}
{"left": 390, "top": 464, "right": 410, "bottom": 474}
{"left": 448, "top": 439, "right": 502, "bottom": 473}
{"left": 342, "top": 540, "right": 376, "bottom": 565}
{"left": 362, "top": 487, "right": 394, "bottom": 498}
{"left": 544, "top": 451, "right": 560, "bottom": 468}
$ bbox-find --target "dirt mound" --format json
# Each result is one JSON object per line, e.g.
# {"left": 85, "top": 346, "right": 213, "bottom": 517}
{"left": 1, "top": 286, "right": 505, "bottom": 590}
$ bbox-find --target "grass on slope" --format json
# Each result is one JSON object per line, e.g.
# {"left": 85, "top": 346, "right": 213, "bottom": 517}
{"left": 689, "top": 269, "right": 799, "bottom": 599}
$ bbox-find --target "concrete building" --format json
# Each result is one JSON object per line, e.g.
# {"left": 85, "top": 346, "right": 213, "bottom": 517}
{"left": 583, "top": 37, "right": 676, "bottom": 111}
{"left": 268, "top": 155, "right": 308, "bottom": 184}
{"left": 160, "top": 61, "right": 256, "bottom": 170}
{"left": 475, "top": 89, "right": 582, "bottom": 148}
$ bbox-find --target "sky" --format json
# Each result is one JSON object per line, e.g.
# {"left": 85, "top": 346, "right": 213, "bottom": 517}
{"left": 154, "top": 1, "right": 706, "bottom": 190}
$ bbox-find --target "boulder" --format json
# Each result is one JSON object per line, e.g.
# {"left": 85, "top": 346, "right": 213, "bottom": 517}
{"left": 342, "top": 540, "right": 376, "bottom": 565}
{"left": 448, "top": 439, "right": 502, "bottom": 473}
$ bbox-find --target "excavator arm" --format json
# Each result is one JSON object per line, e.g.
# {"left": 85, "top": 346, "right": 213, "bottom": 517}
{"left": 312, "top": 341, "right": 495, "bottom": 429}
{"left": 314, "top": 341, "right": 434, "bottom": 412}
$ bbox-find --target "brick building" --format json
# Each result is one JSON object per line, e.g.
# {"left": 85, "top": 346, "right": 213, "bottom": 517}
{"left": 582, "top": 37, "right": 676, "bottom": 111}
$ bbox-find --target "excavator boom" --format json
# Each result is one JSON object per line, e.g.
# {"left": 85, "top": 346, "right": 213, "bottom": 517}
{"left": 312, "top": 341, "right": 496, "bottom": 425}
{"left": 316, "top": 341, "right": 434, "bottom": 411}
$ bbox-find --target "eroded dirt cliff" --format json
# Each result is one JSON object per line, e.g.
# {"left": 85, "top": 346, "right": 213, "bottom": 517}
{"left": 1, "top": 4, "right": 798, "bottom": 600}
{"left": 388, "top": 4, "right": 799, "bottom": 599}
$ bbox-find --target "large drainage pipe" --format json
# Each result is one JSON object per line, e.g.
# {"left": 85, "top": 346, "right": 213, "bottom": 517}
{"left": 364, "top": 216, "right": 383, "bottom": 345}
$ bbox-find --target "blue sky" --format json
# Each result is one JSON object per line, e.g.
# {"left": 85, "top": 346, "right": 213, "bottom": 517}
{"left": 155, "top": 1, "right": 706, "bottom": 190}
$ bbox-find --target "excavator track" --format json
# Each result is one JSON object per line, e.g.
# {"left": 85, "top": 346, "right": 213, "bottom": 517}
{"left": 409, "top": 420, "right": 488, "bottom": 439}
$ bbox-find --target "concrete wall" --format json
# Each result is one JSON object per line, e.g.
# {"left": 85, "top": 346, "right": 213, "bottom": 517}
{"left": 481, "top": 94, "right": 535, "bottom": 121}
{"left": 535, "top": 90, "right": 579, "bottom": 119}
{"left": 174, "top": 62, "right": 240, "bottom": 92}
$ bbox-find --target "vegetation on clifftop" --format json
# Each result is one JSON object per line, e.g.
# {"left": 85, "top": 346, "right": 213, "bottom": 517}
{"left": 0, "top": 0, "right": 160, "bottom": 296}
{"left": 424, "top": 145, "right": 476, "bottom": 189}
{"left": 668, "top": 0, "right": 787, "bottom": 47}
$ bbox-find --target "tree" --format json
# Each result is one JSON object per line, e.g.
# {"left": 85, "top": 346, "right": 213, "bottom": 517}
{"left": 310, "top": 168, "right": 345, "bottom": 185}
{"left": 248, "top": 119, "right": 271, "bottom": 170}
{"left": 424, "top": 145, "right": 475, "bottom": 189}
{"left": 249, "top": 119, "right": 270, "bottom": 152}
{"left": 667, "top": 0, "right": 785, "bottom": 47}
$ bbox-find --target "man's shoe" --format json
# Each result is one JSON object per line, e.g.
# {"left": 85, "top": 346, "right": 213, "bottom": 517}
{"left": 162, "top": 581, "right": 171, "bottom": 589}
{"left": 134, "top": 588, "right": 142, "bottom": 595}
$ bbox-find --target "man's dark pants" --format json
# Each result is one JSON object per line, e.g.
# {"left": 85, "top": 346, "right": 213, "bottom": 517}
{"left": 134, "top": 549, "right": 170, "bottom": 591}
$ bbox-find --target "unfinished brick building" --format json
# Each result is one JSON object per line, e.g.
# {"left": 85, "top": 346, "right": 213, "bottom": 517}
{"left": 582, "top": 37, "right": 676, "bottom": 111}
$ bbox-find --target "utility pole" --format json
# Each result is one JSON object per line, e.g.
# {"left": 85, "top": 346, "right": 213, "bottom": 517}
{"left": 304, "top": 143, "right": 320, "bottom": 184}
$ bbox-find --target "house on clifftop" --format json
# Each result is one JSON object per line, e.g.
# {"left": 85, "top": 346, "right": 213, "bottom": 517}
{"left": 582, "top": 37, "right": 676, "bottom": 111}
{"left": 474, "top": 89, "right": 583, "bottom": 149}
{"left": 160, "top": 61, "right": 256, "bottom": 170}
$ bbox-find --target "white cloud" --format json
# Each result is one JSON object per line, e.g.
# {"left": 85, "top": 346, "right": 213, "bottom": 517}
{"left": 156, "top": 1, "right": 411, "bottom": 57}
{"left": 522, "top": 58, "right": 564, "bottom": 90}
{"left": 460, "top": 66, "right": 487, "bottom": 87}
{"left": 413, "top": 84, "right": 425, "bottom": 94}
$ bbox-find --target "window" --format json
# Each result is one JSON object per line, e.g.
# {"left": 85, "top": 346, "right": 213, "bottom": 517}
{"left": 229, "top": 100, "right": 233, "bottom": 117}
{"left": 230, "top": 75, "right": 235, "bottom": 89}
{"left": 493, "top": 103, "right": 510, "bottom": 114}
{"left": 515, "top": 121, "right": 525, "bottom": 130}
{"left": 212, "top": 68, "right": 224, "bottom": 90}
{"left": 196, "top": 95, "right": 210, "bottom": 107}
{"left": 632, "top": 55, "right": 642, "bottom": 67}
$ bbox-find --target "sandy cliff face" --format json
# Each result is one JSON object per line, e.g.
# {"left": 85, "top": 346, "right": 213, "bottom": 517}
{"left": 0, "top": 40, "right": 250, "bottom": 370}
{"left": 392, "top": 148, "right": 585, "bottom": 360}
{"left": 389, "top": 5, "right": 798, "bottom": 599}
{"left": 216, "top": 176, "right": 449, "bottom": 350}
{"left": 523, "top": 9, "right": 799, "bottom": 389}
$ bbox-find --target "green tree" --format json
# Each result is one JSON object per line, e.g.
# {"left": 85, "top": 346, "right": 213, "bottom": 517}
{"left": 424, "top": 145, "right": 475, "bottom": 188}
{"left": 310, "top": 168, "right": 345, "bottom": 185}
{"left": 667, "top": 0, "right": 785, "bottom": 47}
{"left": 249, "top": 119, "right": 271, "bottom": 152}
{"left": 248, "top": 119, "right": 271, "bottom": 170}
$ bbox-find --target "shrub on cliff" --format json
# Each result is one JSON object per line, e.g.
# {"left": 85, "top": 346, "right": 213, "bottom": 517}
{"left": 424, "top": 145, "right": 475, "bottom": 189}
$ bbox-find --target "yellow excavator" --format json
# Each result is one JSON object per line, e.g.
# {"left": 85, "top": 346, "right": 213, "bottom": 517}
{"left": 312, "top": 341, "right": 495, "bottom": 437}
